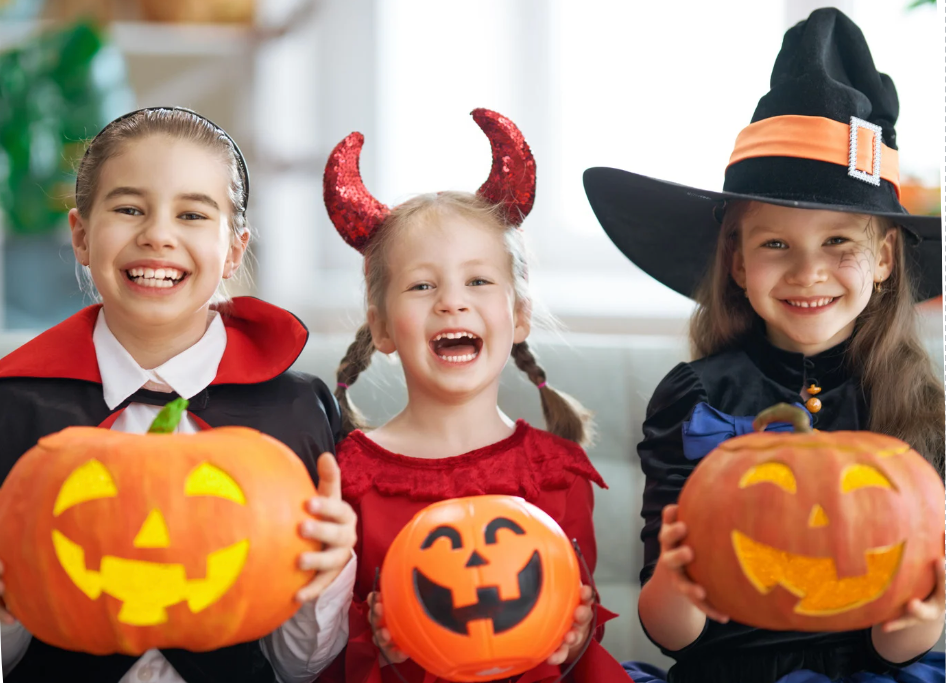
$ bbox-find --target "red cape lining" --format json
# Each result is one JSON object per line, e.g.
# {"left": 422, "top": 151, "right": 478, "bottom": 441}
{"left": 0, "top": 297, "right": 308, "bottom": 385}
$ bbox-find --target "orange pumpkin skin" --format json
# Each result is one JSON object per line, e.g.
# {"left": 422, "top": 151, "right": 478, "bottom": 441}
{"left": 678, "top": 429, "right": 945, "bottom": 632}
{"left": 0, "top": 426, "right": 319, "bottom": 655}
{"left": 380, "top": 495, "right": 581, "bottom": 682}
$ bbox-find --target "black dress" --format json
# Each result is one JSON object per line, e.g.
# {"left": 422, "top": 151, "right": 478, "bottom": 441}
{"left": 633, "top": 324, "right": 933, "bottom": 683}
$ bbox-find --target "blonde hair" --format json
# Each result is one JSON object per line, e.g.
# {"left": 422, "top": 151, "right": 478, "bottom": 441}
{"left": 690, "top": 200, "right": 945, "bottom": 475}
{"left": 73, "top": 108, "right": 251, "bottom": 301}
{"left": 334, "top": 191, "right": 595, "bottom": 447}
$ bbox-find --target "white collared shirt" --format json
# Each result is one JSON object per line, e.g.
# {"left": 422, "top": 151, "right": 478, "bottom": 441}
{"left": 1, "top": 309, "right": 355, "bottom": 683}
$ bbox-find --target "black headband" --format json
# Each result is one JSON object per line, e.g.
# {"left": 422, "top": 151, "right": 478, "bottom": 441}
{"left": 79, "top": 106, "right": 250, "bottom": 212}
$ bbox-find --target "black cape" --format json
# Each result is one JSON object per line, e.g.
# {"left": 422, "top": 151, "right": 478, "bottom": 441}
{"left": 0, "top": 297, "right": 341, "bottom": 683}
{"left": 638, "top": 323, "right": 930, "bottom": 683}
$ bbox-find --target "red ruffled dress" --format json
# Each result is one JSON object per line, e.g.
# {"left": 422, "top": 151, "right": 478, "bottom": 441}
{"left": 320, "top": 420, "right": 631, "bottom": 683}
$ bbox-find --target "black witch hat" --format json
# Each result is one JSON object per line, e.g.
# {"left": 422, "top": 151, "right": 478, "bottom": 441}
{"left": 583, "top": 7, "right": 941, "bottom": 301}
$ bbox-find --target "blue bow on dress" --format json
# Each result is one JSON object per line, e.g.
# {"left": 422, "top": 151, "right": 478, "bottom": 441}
{"left": 681, "top": 402, "right": 813, "bottom": 461}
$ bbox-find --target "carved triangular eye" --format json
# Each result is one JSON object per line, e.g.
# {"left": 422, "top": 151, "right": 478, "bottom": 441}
{"left": 738, "top": 462, "right": 797, "bottom": 493}
{"left": 841, "top": 464, "right": 894, "bottom": 493}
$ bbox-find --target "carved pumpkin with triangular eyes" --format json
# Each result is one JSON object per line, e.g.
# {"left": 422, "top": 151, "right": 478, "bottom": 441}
{"left": 678, "top": 407, "right": 945, "bottom": 632}
{"left": 0, "top": 424, "right": 319, "bottom": 655}
{"left": 380, "top": 495, "right": 581, "bottom": 682}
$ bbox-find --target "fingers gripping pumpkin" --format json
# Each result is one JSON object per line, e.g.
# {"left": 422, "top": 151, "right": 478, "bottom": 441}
{"left": 0, "top": 399, "right": 320, "bottom": 655}
{"left": 678, "top": 404, "right": 945, "bottom": 632}
{"left": 379, "top": 495, "right": 581, "bottom": 682}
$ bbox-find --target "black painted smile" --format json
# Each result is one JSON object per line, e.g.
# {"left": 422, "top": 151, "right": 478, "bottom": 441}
{"left": 412, "top": 551, "right": 542, "bottom": 635}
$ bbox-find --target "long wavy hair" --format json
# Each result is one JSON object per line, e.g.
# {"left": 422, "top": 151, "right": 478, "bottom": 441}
{"left": 690, "top": 200, "right": 944, "bottom": 476}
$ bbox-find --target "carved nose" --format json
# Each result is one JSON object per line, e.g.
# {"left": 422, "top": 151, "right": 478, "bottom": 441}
{"left": 465, "top": 550, "right": 488, "bottom": 568}
{"left": 808, "top": 504, "right": 829, "bottom": 528}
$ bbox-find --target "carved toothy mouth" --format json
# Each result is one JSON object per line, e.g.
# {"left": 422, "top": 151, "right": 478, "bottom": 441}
{"left": 732, "top": 530, "right": 904, "bottom": 614}
{"left": 413, "top": 551, "right": 542, "bottom": 635}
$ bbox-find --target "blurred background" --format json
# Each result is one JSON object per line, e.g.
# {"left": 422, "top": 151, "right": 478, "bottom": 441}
{"left": 0, "top": 0, "right": 942, "bottom": 668}
{"left": 0, "top": 0, "right": 940, "bottom": 333}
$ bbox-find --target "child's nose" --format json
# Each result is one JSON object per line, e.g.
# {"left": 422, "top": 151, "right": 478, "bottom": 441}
{"left": 785, "top": 253, "right": 828, "bottom": 286}
{"left": 437, "top": 284, "right": 470, "bottom": 314}
{"left": 137, "top": 215, "right": 177, "bottom": 249}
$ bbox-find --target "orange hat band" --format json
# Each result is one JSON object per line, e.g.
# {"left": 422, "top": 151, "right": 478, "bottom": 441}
{"left": 728, "top": 115, "right": 900, "bottom": 198}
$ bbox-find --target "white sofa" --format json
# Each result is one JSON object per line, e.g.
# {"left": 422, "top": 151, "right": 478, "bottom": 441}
{"left": 0, "top": 317, "right": 941, "bottom": 667}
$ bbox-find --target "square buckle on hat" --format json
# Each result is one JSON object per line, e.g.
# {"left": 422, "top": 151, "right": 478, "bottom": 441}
{"left": 848, "top": 116, "right": 882, "bottom": 186}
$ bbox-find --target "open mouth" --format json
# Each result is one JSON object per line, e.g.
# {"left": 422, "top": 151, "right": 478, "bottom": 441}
{"left": 124, "top": 267, "right": 189, "bottom": 289}
{"left": 429, "top": 330, "right": 483, "bottom": 364}
{"left": 413, "top": 551, "right": 541, "bottom": 635}
{"left": 781, "top": 297, "right": 838, "bottom": 310}
{"left": 732, "top": 530, "right": 902, "bottom": 615}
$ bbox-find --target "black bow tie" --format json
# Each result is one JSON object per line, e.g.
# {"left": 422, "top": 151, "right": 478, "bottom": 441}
{"left": 118, "top": 387, "right": 210, "bottom": 411}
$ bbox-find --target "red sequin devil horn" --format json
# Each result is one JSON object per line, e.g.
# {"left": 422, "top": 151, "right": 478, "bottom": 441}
{"left": 323, "top": 132, "right": 390, "bottom": 253}
{"left": 472, "top": 108, "right": 536, "bottom": 227}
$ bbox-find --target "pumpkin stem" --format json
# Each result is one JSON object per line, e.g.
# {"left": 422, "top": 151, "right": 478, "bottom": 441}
{"left": 752, "top": 403, "right": 812, "bottom": 434}
{"left": 148, "top": 398, "right": 190, "bottom": 434}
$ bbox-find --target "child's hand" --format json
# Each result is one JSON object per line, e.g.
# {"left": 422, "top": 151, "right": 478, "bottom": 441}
{"left": 0, "top": 560, "right": 15, "bottom": 625}
{"left": 657, "top": 504, "right": 729, "bottom": 624}
{"left": 367, "top": 592, "right": 410, "bottom": 667}
{"left": 880, "top": 556, "right": 945, "bottom": 633}
{"left": 546, "top": 584, "right": 595, "bottom": 666}
{"left": 295, "top": 453, "right": 358, "bottom": 603}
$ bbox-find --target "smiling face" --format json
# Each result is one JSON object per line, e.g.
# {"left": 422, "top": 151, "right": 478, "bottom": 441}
{"left": 380, "top": 495, "right": 581, "bottom": 682}
{"left": 731, "top": 203, "right": 895, "bottom": 355}
{"left": 69, "top": 135, "right": 247, "bottom": 332}
{"left": 368, "top": 212, "right": 530, "bottom": 402}
{"left": 677, "top": 429, "right": 946, "bottom": 632}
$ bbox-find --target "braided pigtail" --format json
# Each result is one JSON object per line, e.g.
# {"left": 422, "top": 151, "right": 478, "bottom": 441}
{"left": 510, "top": 341, "right": 596, "bottom": 448}
{"left": 334, "top": 323, "right": 376, "bottom": 437}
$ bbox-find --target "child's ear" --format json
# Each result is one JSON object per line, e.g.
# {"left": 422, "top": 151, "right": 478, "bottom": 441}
{"left": 874, "top": 228, "right": 897, "bottom": 283}
{"left": 223, "top": 229, "right": 250, "bottom": 279}
{"left": 513, "top": 298, "right": 532, "bottom": 344}
{"left": 367, "top": 305, "right": 396, "bottom": 355}
{"left": 730, "top": 246, "right": 747, "bottom": 290}
{"left": 69, "top": 208, "right": 90, "bottom": 267}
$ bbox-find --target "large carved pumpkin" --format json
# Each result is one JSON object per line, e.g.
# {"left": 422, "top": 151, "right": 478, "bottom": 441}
{"left": 678, "top": 404, "right": 945, "bottom": 632}
{"left": 0, "top": 400, "right": 319, "bottom": 654}
{"left": 380, "top": 495, "right": 580, "bottom": 682}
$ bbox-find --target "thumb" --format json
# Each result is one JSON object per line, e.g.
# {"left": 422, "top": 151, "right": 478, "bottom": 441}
{"left": 316, "top": 452, "right": 342, "bottom": 501}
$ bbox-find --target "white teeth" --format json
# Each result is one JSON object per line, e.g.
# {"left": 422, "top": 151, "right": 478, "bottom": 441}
{"left": 127, "top": 267, "right": 184, "bottom": 282}
{"left": 786, "top": 297, "right": 835, "bottom": 308}
{"left": 438, "top": 352, "right": 478, "bottom": 363}
{"left": 432, "top": 331, "right": 480, "bottom": 342}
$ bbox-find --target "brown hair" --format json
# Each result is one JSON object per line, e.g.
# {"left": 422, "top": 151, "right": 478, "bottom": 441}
{"left": 691, "top": 200, "right": 945, "bottom": 475}
{"left": 333, "top": 191, "right": 595, "bottom": 447}
{"left": 75, "top": 108, "right": 248, "bottom": 239}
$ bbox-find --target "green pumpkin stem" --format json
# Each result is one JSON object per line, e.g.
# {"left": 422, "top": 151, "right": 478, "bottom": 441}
{"left": 148, "top": 398, "right": 190, "bottom": 434}
{"left": 752, "top": 403, "right": 812, "bottom": 434}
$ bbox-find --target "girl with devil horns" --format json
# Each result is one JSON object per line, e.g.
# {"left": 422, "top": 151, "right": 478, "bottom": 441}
{"left": 317, "top": 109, "right": 629, "bottom": 683}
{"left": 583, "top": 9, "right": 945, "bottom": 683}
{"left": 0, "top": 108, "right": 357, "bottom": 683}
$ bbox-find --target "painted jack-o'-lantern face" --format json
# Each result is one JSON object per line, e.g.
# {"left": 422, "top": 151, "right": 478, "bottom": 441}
{"left": 0, "top": 418, "right": 319, "bottom": 656}
{"left": 678, "top": 405, "right": 945, "bottom": 632}
{"left": 380, "top": 495, "right": 581, "bottom": 682}
{"left": 51, "top": 458, "right": 250, "bottom": 627}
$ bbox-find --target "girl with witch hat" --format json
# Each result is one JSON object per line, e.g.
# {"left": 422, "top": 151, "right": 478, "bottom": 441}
{"left": 318, "top": 108, "right": 630, "bottom": 683}
{"left": 583, "top": 8, "right": 944, "bottom": 683}
{"left": 0, "top": 108, "right": 357, "bottom": 683}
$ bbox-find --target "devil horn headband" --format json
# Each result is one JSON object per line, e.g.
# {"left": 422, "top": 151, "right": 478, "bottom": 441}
{"left": 323, "top": 108, "right": 536, "bottom": 253}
